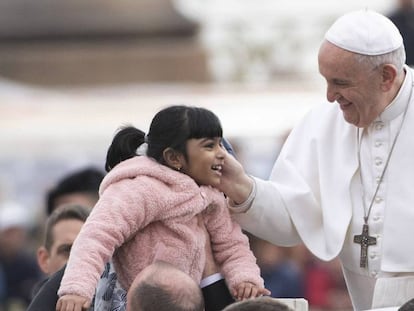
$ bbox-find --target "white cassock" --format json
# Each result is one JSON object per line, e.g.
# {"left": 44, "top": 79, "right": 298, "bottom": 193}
{"left": 233, "top": 66, "right": 414, "bottom": 311}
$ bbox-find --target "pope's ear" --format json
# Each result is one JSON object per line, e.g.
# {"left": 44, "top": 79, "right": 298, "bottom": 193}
{"left": 380, "top": 64, "right": 398, "bottom": 91}
{"left": 37, "top": 246, "right": 50, "bottom": 275}
{"left": 163, "top": 148, "right": 184, "bottom": 171}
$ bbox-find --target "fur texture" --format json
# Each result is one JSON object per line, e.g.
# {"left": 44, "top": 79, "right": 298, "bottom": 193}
{"left": 58, "top": 156, "right": 263, "bottom": 299}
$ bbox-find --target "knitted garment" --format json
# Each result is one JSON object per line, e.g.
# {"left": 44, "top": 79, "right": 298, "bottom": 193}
{"left": 58, "top": 156, "right": 263, "bottom": 299}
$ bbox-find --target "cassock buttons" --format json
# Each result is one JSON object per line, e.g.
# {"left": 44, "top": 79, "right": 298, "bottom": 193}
{"left": 375, "top": 122, "right": 384, "bottom": 130}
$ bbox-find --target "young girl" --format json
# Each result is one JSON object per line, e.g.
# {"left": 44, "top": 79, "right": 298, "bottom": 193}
{"left": 56, "top": 105, "right": 268, "bottom": 311}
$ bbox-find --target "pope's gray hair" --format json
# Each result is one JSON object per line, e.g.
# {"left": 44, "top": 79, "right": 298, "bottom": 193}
{"left": 353, "top": 45, "right": 406, "bottom": 74}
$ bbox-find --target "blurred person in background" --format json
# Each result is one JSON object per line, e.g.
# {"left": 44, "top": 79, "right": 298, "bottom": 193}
{"left": 0, "top": 201, "right": 42, "bottom": 310}
{"left": 249, "top": 235, "right": 351, "bottom": 310}
{"left": 290, "top": 245, "right": 352, "bottom": 310}
{"left": 389, "top": 0, "right": 414, "bottom": 66}
{"left": 32, "top": 204, "right": 91, "bottom": 296}
{"left": 247, "top": 234, "right": 304, "bottom": 299}
{"left": 0, "top": 264, "right": 6, "bottom": 310}
{"left": 126, "top": 261, "right": 204, "bottom": 311}
{"left": 46, "top": 167, "right": 104, "bottom": 216}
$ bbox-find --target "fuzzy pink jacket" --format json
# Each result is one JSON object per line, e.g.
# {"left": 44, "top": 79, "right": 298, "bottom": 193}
{"left": 58, "top": 156, "right": 263, "bottom": 300}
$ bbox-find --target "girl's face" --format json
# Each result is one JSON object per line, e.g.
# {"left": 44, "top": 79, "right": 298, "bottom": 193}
{"left": 181, "top": 137, "right": 225, "bottom": 187}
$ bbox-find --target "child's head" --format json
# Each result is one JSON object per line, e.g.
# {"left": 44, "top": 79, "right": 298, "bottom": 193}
{"left": 105, "top": 105, "right": 225, "bottom": 186}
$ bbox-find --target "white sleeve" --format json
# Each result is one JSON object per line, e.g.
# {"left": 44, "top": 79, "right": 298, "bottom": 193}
{"left": 199, "top": 273, "right": 224, "bottom": 288}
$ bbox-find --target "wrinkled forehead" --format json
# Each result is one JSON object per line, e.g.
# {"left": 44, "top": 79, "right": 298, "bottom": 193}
{"left": 318, "top": 41, "right": 361, "bottom": 76}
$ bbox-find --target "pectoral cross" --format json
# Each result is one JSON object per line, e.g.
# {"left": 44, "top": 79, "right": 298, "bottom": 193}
{"left": 353, "top": 224, "right": 377, "bottom": 268}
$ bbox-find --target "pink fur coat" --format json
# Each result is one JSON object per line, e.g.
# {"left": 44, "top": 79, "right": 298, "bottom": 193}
{"left": 58, "top": 156, "right": 263, "bottom": 300}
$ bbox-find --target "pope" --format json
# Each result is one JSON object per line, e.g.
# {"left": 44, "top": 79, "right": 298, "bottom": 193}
{"left": 218, "top": 9, "right": 414, "bottom": 311}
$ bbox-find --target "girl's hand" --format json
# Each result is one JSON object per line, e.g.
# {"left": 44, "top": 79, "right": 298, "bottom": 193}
{"left": 56, "top": 294, "right": 91, "bottom": 311}
{"left": 232, "top": 282, "right": 271, "bottom": 301}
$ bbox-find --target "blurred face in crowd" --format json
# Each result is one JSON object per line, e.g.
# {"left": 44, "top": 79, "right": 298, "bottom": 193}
{"left": 318, "top": 40, "right": 391, "bottom": 128}
{"left": 37, "top": 218, "right": 84, "bottom": 275}
{"left": 0, "top": 226, "right": 28, "bottom": 258}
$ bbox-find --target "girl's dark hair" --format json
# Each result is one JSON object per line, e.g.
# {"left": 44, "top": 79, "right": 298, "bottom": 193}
{"left": 105, "top": 105, "right": 223, "bottom": 172}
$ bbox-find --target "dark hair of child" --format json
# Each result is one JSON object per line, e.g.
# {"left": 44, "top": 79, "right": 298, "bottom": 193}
{"left": 105, "top": 105, "right": 223, "bottom": 172}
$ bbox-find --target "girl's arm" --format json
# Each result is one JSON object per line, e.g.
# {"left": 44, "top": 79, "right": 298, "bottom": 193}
{"left": 201, "top": 187, "right": 269, "bottom": 299}
{"left": 57, "top": 181, "right": 149, "bottom": 304}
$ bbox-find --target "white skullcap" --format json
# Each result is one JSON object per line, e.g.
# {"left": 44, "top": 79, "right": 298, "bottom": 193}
{"left": 325, "top": 9, "right": 403, "bottom": 55}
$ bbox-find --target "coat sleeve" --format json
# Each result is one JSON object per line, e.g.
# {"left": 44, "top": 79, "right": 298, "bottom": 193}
{"left": 57, "top": 180, "right": 154, "bottom": 300}
{"left": 202, "top": 187, "right": 264, "bottom": 292}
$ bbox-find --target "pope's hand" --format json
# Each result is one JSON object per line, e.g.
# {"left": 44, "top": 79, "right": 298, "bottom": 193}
{"left": 218, "top": 151, "right": 253, "bottom": 205}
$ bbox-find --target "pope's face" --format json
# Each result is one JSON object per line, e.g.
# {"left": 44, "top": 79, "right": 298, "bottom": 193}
{"left": 318, "top": 41, "right": 389, "bottom": 128}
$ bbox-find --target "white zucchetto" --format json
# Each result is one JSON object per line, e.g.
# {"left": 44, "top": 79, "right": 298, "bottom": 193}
{"left": 325, "top": 9, "right": 403, "bottom": 56}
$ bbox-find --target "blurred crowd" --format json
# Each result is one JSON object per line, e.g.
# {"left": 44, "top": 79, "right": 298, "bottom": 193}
{"left": 0, "top": 167, "right": 103, "bottom": 311}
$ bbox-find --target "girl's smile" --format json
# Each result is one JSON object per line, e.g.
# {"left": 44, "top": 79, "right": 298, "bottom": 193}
{"left": 180, "top": 137, "right": 225, "bottom": 187}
